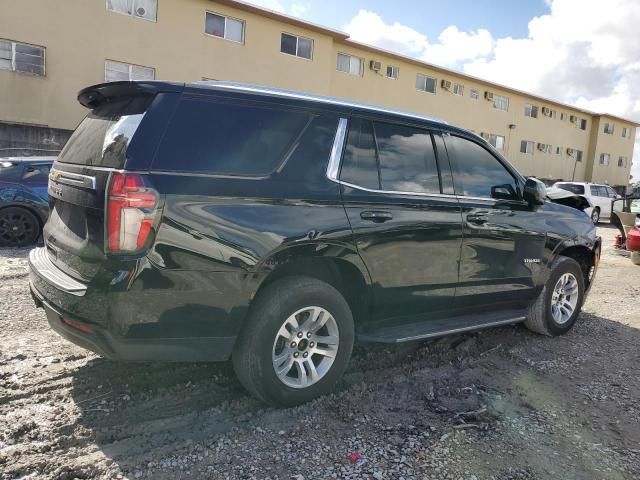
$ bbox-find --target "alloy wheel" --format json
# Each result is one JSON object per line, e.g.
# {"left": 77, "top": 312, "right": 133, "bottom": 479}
{"left": 0, "top": 210, "right": 36, "bottom": 246}
{"left": 550, "top": 273, "right": 579, "bottom": 325}
{"left": 271, "top": 306, "right": 339, "bottom": 389}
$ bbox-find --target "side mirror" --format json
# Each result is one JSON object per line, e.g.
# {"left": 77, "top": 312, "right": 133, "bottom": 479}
{"left": 491, "top": 184, "right": 518, "bottom": 201}
{"left": 523, "top": 177, "right": 546, "bottom": 207}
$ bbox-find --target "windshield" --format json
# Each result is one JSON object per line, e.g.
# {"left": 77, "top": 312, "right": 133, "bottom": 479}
{"left": 556, "top": 183, "right": 585, "bottom": 195}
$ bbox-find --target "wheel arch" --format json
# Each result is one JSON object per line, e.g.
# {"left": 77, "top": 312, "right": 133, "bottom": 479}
{"left": 252, "top": 243, "right": 372, "bottom": 325}
{"left": 555, "top": 244, "right": 595, "bottom": 288}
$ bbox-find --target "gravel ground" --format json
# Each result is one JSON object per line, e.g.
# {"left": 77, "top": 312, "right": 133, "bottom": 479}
{"left": 1, "top": 225, "right": 639, "bottom": 480}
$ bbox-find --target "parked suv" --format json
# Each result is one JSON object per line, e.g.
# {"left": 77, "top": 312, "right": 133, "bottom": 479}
{"left": 29, "top": 81, "right": 601, "bottom": 406}
{"left": 554, "top": 181, "right": 620, "bottom": 224}
{"left": 0, "top": 157, "right": 55, "bottom": 246}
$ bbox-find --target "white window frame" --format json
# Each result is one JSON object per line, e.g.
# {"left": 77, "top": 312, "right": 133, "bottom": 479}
{"left": 576, "top": 150, "right": 583, "bottom": 162}
{"left": 578, "top": 118, "right": 587, "bottom": 130}
{"left": 416, "top": 73, "right": 437, "bottom": 94}
{"left": 105, "top": 60, "right": 155, "bottom": 82}
{"left": 599, "top": 153, "right": 610, "bottom": 165}
{"left": 560, "top": 113, "right": 567, "bottom": 121}
{"left": 618, "top": 156, "right": 628, "bottom": 168}
{"left": 524, "top": 104, "right": 538, "bottom": 118}
{"left": 280, "top": 32, "right": 313, "bottom": 60}
{"left": 488, "top": 134, "right": 505, "bottom": 150}
{"left": 452, "top": 83, "right": 464, "bottom": 96}
{"left": 386, "top": 65, "right": 399, "bottom": 79}
{"left": 622, "top": 127, "right": 629, "bottom": 138}
{"left": 0, "top": 39, "right": 46, "bottom": 76}
{"left": 603, "top": 123, "right": 614, "bottom": 135}
{"left": 520, "top": 140, "right": 534, "bottom": 154}
{"left": 493, "top": 94, "right": 509, "bottom": 112}
{"left": 336, "top": 53, "right": 364, "bottom": 76}
{"left": 106, "top": 0, "right": 158, "bottom": 22}
{"left": 205, "top": 11, "right": 246, "bottom": 44}
{"left": 470, "top": 89, "right": 479, "bottom": 100}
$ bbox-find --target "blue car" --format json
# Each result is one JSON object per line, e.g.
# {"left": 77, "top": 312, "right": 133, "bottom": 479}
{"left": 0, "top": 157, "right": 55, "bottom": 246}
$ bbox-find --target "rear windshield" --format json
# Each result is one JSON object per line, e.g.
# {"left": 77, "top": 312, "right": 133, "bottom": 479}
{"left": 57, "top": 96, "right": 152, "bottom": 168}
{"left": 556, "top": 183, "right": 585, "bottom": 195}
{"left": 152, "top": 98, "right": 313, "bottom": 176}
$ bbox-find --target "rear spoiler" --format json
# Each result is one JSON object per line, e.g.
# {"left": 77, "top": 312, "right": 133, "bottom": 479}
{"left": 77, "top": 81, "right": 184, "bottom": 109}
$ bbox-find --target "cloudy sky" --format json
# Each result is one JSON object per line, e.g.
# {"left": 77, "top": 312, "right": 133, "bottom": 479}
{"left": 247, "top": 0, "right": 640, "bottom": 182}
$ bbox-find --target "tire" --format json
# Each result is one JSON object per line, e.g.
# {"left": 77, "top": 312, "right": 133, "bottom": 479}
{"left": 232, "top": 276, "right": 354, "bottom": 407}
{"left": 590, "top": 208, "right": 600, "bottom": 225}
{"left": 0, "top": 207, "right": 41, "bottom": 247}
{"left": 631, "top": 251, "right": 640, "bottom": 266}
{"left": 524, "top": 256, "right": 585, "bottom": 336}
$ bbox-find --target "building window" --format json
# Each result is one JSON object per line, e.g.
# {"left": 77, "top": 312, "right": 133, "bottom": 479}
{"left": 0, "top": 39, "right": 45, "bottom": 76}
{"left": 538, "top": 143, "right": 552, "bottom": 154}
{"left": 105, "top": 60, "right": 155, "bottom": 82}
{"left": 487, "top": 134, "right": 505, "bottom": 150}
{"left": 549, "top": 110, "right": 557, "bottom": 119}
{"left": 618, "top": 156, "right": 628, "bottom": 168}
{"left": 453, "top": 83, "right": 464, "bottom": 96}
{"left": 205, "top": 12, "right": 245, "bottom": 43}
{"left": 622, "top": 127, "right": 630, "bottom": 138}
{"left": 337, "top": 53, "right": 363, "bottom": 76}
{"left": 555, "top": 146, "right": 563, "bottom": 155}
{"left": 576, "top": 150, "right": 583, "bottom": 162}
{"left": 524, "top": 104, "right": 538, "bottom": 118}
{"left": 520, "top": 140, "right": 534, "bottom": 154}
{"left": 599, "top": 153, "right": 610, "bottom": 165}
{"left": 107, "top": 0, "right": 157, "bottom": 22}
{"left": 470, "top": 89, "right": 479, "bottom": 100}
{"left": 578, "top": 118, "right": 587, "bottom": 130}
{"left": 386, "top": 65, "right": 399, "bottom": 79}
{"left": 493, "top": 94, "right": 509, "bottom": 111}
{"left": 280, "top": 33, "right": 313, "bottom": 60}
{"left": 416, "top": 74, "right": 437, "bottom": 93}
{"left": 603, "top": 123, "right": 614, "bottom": 135}
{"left": 560, "top": 113, "right": 567, "bottom": 121}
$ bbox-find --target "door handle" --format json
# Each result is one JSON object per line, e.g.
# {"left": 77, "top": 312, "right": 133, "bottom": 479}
{"left": 467, "top": 213, "right": 489, "bottom": 225}
{"left": 360, "top": 211, "right": 393, "bottom": 223}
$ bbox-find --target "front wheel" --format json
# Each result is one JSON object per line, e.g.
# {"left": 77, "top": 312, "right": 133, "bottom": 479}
{"left": 232, "top": 276, "right": 354, "bottom": 407}
{"left": 524, "top": 256, "right": 585, "bottom": 336}
{"left": 0, "top": 207, "right": 41, "bottom": 247}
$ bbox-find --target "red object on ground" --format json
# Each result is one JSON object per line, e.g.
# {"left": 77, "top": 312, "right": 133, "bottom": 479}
{"left": 627, "top": 227, "right": 640, "bottom": 252}
{"left": 615, "top": 234, "right": 625, "bottom": 248}
{"left": 347, "top": 452, "right": 364, "bottom": 464}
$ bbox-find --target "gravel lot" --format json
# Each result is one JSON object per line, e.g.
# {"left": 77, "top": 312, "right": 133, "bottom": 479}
{"left": 1, "top": 225, "right": 639, "bottom": 480}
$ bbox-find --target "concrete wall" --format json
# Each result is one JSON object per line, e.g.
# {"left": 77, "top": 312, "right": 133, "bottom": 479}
{"left": 0, "top": 0, "right": 636, "bottom": 185}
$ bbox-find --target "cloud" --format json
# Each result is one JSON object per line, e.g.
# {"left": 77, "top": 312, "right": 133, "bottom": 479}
{"left": 344, "top": 1, "right": 640, "bottom": 183}
{"left": 244, "top": 0, "right": 309, "bottom": 18}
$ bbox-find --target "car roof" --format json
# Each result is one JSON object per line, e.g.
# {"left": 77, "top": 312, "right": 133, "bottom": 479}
{"left": 190, "top": 80, "right": 455, "bottom": 129}
{"left": 1, "top": 156, "right": 56, "bottom": 163}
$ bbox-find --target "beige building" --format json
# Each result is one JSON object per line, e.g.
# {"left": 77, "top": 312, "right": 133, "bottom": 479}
{"left": 1, "top": 0, "right": 637, "bottom": 186}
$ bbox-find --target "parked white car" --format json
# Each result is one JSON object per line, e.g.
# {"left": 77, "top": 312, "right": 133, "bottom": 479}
{"left": 553, "top": 182, "right": 621, "bottom": 224}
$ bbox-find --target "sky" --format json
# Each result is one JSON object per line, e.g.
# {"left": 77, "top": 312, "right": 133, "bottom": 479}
{"left": 247, "top": 0, "right": 640, "bottom": 183}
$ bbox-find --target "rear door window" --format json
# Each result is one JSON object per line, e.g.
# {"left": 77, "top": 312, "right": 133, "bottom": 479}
{"left": 57, "top": 96, "right": 152, "bottom": 168}
{"left": 556, "top": 183, "right": 585, "bottom": 195}
{"left": 153, "top": 98, "right": 313, "bottom": 176}
{"left": 375, "top": 122, "right": 440, "bottom": 194}
{"left": 340, "top": 118, "right": 379, "bottom": 190}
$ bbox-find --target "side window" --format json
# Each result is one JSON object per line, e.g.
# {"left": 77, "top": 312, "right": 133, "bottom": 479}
{"left": 153, "top": 99, "right": 312, "bottom": 175}
{"left": 374, "top": 122, "right": 440, "bottom": 194}
{"left": 447, "top": 135, "right": 518, "bottom": 200}
{"left": 606, "top": 187, "right": 617, "bottom": 198}
{"left": 21, "top": 164, "right": 50, "bottom": 184}
{"left": 340, "top": 118, "right": 379, "bottom": 189}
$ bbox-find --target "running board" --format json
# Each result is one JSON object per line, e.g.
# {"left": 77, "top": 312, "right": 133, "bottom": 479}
{"left": 357, "top": 309, "right": 527, "bottom": 343}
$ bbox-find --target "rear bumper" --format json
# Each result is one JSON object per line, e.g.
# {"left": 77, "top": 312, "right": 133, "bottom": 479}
{"left": 28, "top": 247, "right": 236, "bottom": 362}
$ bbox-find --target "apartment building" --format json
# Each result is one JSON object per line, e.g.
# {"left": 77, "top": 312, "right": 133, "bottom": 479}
{"left": 0, "top": 0, "right": 637, "bottom": 186}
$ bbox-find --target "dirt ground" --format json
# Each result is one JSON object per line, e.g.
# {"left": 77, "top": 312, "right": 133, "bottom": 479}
{"left": 1, "top": 225, "right": 639, "bottom": 480}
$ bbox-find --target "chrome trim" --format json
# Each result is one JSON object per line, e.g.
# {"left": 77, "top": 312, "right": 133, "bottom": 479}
{"left": 193, "top": 81, "right": 447, "bottom": 126}
{"left": 327, "top": 118, "right": 348, "bottom": 181}
{"left": 338, "top": 180, "right": 458, "bottom": 200}
{"left": 28, "top": 247, "right": 87, "bottom": 297}
{"left": 49, "top": 168, "right": 96, "bottom": 190}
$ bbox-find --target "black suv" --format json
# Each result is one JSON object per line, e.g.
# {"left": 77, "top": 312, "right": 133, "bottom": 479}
{"left": 29, "top": 81, "right": 601, "bottom": 406}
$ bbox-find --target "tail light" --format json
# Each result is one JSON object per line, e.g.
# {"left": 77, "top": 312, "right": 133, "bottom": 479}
{"left": 106, "top": 172, "right": 159, "bottom": 254}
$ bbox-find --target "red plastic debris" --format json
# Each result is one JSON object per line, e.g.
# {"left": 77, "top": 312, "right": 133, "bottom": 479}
{"left": 348, "top": 451, "right": 366, "bottom": 465}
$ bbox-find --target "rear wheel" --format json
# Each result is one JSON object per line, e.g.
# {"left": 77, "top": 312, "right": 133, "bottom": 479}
{"left": 233, "top": 276, "right": 354, "bottom": 407}
{"left": 524, "top": 256, "right": 585, "bottom": 336}
{"left": 590, "top": 208, "right": 600, "bottom": 225}
{"left": 0, "top": 207, "right": 40, "bottom": 247}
